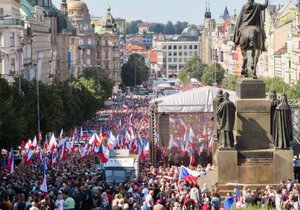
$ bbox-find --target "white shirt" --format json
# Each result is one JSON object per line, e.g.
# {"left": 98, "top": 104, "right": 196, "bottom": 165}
{"left": 55, "top": 199, "right": 64, "bottom": 210}
{"left": 142, "top": 188, "right": 149, "bottom": 199}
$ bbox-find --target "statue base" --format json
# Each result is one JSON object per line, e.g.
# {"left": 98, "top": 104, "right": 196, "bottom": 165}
{"left": 236, "top": 78, "right": 266, "bottom": 99}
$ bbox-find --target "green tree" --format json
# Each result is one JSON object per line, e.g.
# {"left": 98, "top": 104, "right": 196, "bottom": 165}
{"left": 201, "top": 64, "right": 225, "bottom": 86}
{"left": 174, "top": 21, "right": 189, "bottom": 34}
{"left": 163, "top": 21, "right": 175, "bottom": 34}
{"left": 182, "top": 55, "right": 207, "bottom": 82}
{"left": 262, "top": 76, "right": 290, "bottom": 95}
{"left": 121, "top": 53, "right": 150, "bottom": 87}
{"left": 126, "top": 20, "right": 143, "bottom": 34}
{"left": 149, "top": 23, "right": 164, "bottom": 34}
{"left": 178, "top": 70, "right": 190, "bottom": 85}
{"left": 222, "top": 75, "right": 239, "bottom": 91}
{"left": 287, "top": 80, "right": 300, "bottom": 99}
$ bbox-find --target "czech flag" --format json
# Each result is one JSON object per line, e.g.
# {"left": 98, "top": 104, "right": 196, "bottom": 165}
{"left": 96, "top": 143, "right": 109, "bottom": 163}
{"left": 6, "top": 148, "right": 14, "bottom": 174}
{"left": 117, "top": 119, "right": 122, "bottom": 130}
{"left": 40, "top": 168, "right": 47, "bottom": 193}
{"left": 178, "top": 166, "right": 201, "bottom": 184}
{"left": 23, "top": 149, "right": 33, "bottom": 165}
{"left": 47, "top": 134, "right": 57, "bottom": 152}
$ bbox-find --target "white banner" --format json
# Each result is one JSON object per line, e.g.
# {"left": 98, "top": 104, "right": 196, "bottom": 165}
{"left": 104, "top": 158, "right": 134, "bottom": 168}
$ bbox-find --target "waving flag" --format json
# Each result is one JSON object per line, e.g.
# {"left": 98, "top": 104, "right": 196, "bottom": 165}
{"left": 178, "top": 118, "right": 187, "bottom": 137}
{"left": 59, "top": 129, "right": 64, "bottom": 139}
{"left": 47, "top": 134, "right": 57, "bottom": 152}
{"left": 6, "top": 148, "right": 14, "bottom": 174}
{"left": 32, "top": 136, "right": 38, "bottom": 150}
{"left": 60, "top": 139, "right": 68, "bottom": 161}
{"left": 50, "top": 150, "right": 58, "bottom": 166}
{"left": 178, "top": 165, "right": 201, "bottom": 184}
{"left": 138, "top": 140, "right": 149, "bottom": 159}
{"left": 80, "top": 127, "right": 83, "bottom": 139}
{"left": 25, "top": 140, "right": 32, "bottom": 151}
{"left": 40, "top": 167, "right": 47, "bottom": 193}
{"left": 80, "top": 145, "right": 89, "bottom": 160}
{"left": 23, "top": 149, "right": 33, "bottom": 165}
{"left": 96, "top": 144, "right": 109, "bottom": 163}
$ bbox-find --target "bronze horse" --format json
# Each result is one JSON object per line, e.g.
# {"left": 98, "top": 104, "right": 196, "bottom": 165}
{"left": 239, "top": 25, "right": 263, "bottom": 79}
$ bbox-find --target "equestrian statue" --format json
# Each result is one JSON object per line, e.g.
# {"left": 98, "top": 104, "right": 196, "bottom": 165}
{"left": 233, "top": 0, "right": 268, "bottom": 79}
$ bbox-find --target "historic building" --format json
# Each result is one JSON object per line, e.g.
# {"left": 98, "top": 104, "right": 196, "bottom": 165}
{"left": 67, "top": 0, "right": 98, "bottom": 77}
{"left": 0, "top": 0, "right": 25, "bottom": 83}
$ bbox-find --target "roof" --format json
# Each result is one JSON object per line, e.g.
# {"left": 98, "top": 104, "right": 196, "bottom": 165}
{"left": 274, "top": 43, "right": 287, "bottom": 56}
{"left": 150, "top": 86, "right": 236, "bottom": 113}
{"left": 125, "top": 44, "right": 145, "bottom": 51}
{"left": 68, "top": 0, "right": 87, "bottom": 10}
{"left": 20, "top": 0, "right": 34, "bottom": 17}
{"left": 148, "top": 50, "right": 157, "bottom": 63}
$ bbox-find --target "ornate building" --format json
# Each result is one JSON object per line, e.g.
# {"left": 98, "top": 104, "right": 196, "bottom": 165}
{"left": 67, "top": 0, "right": 98, "bottom": 77}
{"left": 0, "top": 0, "right": 24, "bottom": 82}
{"left": 96, "top": 7, "right": 121, "bottom": 84}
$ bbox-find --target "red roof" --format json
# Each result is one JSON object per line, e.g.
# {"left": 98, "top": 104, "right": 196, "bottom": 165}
{"left": 125, "top": 44, "right": 145, "bottom": 51}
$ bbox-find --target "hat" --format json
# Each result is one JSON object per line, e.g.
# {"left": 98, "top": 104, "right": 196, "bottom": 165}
{"left": 156, "top": 199, "right": 161, "bottom": 204}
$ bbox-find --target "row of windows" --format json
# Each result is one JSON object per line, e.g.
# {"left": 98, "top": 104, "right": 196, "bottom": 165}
{"left": 168, "top": 57, "right": 190, "bottom": 63}
{"left": 168, "top": 51, "right": 198, "bottom": 57}
{"left": 168, "top": 64, "right": 185, "bottom": 69}
{"left": 163, "top": 45, "right": 198, "bottom": 50}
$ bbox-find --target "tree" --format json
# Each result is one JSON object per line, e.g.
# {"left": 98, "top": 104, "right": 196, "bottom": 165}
{"left": 149, "top": 23, "right": 164, "bottom": 34}
{"left": 182, "top": 55, "right": 207, "bottom": 82}
{"left": 201, "top": 64, "right": 225, "bottom": 86}
{"left": 178, "top": 70, "right": 190, "bottom": 85}
{"left": 222, "top": 75, "right": 239, "bottom": 91}
{"left": 126, "top": 20, "right": 143, "bottom": 34}
{"left": 174, "top": 21, "right": 189, "bottom": 34}
{"left": 163, "top": 21, "right": 175, "bottom": 34}
{"left": 121, "top": 53, "right": 150, "bottom": 87}
{"left": 262, "top": 76, "right": 290, "bottom": 95}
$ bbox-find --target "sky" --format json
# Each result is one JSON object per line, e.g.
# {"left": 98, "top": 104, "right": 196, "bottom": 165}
{"left": 52, "top": 0, "right": 290, "bottom": 25}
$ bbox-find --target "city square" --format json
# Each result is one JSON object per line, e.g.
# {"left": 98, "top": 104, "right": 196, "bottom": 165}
{"left": 1, "top": 0, "right": 300, "bottom": 209}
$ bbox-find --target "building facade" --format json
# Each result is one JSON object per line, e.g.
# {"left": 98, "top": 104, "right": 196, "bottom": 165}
{"left": 155, "top": 26, "right": 201, "bottom": 78}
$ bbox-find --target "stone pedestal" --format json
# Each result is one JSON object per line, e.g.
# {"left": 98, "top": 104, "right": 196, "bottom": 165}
{"left": 212, "top": 138, "right": 219, "bottom": 166}
{"left": 217, "top": 150, "right": 238, "bottom": 184}
{"left": 235, "top": 99, "right": 273, "bottom": 150}
{"left": 236, "top": 79, "right": 266, "bottom": 99}
{"left": 273, "top": 149, "right": 294, "bottom": 183}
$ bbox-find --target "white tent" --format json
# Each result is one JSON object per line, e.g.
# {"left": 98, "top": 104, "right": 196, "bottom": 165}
{"left": 151, "top": 86, "right": 236, "bottom": 113}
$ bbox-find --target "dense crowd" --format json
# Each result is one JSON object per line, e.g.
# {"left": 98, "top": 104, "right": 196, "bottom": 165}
{"left": 0, "top": 95, "right": 298, "bottom": 210}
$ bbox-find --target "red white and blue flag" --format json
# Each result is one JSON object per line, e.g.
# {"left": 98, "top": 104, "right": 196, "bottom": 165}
{"left": 6, "top": 148, "right": 14, "bottom": 174}
{"left": 96, "top": 143, "right": 109, "bottom": 163}
{"left": 23, "top": 149, "right": 33, "bottom": 165}
{"left": 178, "top": 165, "right": 201, "bottom": 184}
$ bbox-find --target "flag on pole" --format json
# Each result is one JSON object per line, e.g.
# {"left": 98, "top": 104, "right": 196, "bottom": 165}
{"left": 23, "top": 149, "right": 33, "bottom": 165}
{"left": 178, "top": 165, "right": 201, "bottom": 184}
{"left": 40, "top": 169, "right": 47, "bottom": 193}
{"left": 96, "top": 144, "right": 109, "bottom": 163}
{"left": 6, "top": 148, "right": 14, "bottom": 174}
{"left": 47, "top": 134, "right": 57, "bottom": 152}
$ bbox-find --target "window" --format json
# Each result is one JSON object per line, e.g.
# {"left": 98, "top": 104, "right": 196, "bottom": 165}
{"left": 173, "top": 52, "right": 177, "bottom": 56}
{"left": 179, "top": 52, "right": 182, "bottom": 56}
{"left": 194, "top": 52, "right": 198, "bottom": 56}
{"left": 97, "top": 52, "right": 100, "bottom": 59}
{"left": 173, "top": 58, "right": 177, "bottom": 62}
{"left": 105, "top": 63, "right": 109, "bottom": 69}
{"left": 194, "top": 45, "right": 198, "bottom": 49}
{"left": 179, "top": 58, "right": 182, "bottom": 62}
{"left": 178, "top": 45, "right": 182, "bottom": 50}
{"left": 10, "top": 33, "right": 15, "bottom": 47}
{"left": 10, "top": 58, "right": 15, "bottom": 72}
{"left": 184, "top": 45, "right": 187, "bottom": 50}
{"left": 168, "top": 58, "right": 172, "bottom": 62}
{"left": 184, "top": 58, "right": 187, "bottom": 62}
{"left": 189, "top": 51, "right": 193, "bottom": 56}
{"left": 184, "top": 52, "right": 187, "bottom": 56}
{"left": 189, "top": 45, "right": 193, "bottom": 50}
{"left": 105, "top": 51, "right": 108, "bottom": 59}
{"left": 97, "top": 41, "right": 100, "bottom": 46}
{"left": 105, "top": 40, "right": 108, "bottom": 46}
{"left": 168, "top": 52, "right": 172, "bottom": 56}
{"left": 168, "top": 45, "right": 172, "bottom": 50}
{"left": 173, "top": 45, "right": 177, "bottom": 50}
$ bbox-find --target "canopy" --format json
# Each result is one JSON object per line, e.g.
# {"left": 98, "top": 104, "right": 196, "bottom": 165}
{"left": 151, "top": 86, "right": 236, "bottom": 113}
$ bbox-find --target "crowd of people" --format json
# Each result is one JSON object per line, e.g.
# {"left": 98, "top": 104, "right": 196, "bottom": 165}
{"left": 0, "top": 95, "right": 298, "bottom": 210}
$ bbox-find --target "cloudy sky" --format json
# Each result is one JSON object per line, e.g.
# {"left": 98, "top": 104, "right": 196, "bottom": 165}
{"left": 52, "top": 0, "right": 291, "bottom": 24}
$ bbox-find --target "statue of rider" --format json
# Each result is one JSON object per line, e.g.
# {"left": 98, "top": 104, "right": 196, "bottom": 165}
{"left": 233, "top": 0, "right": 269, "bottom": 51}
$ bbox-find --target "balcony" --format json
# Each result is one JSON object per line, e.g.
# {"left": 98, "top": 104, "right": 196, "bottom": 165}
{"left": 0, "top": 19, "right": 24, "bottom": 27}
